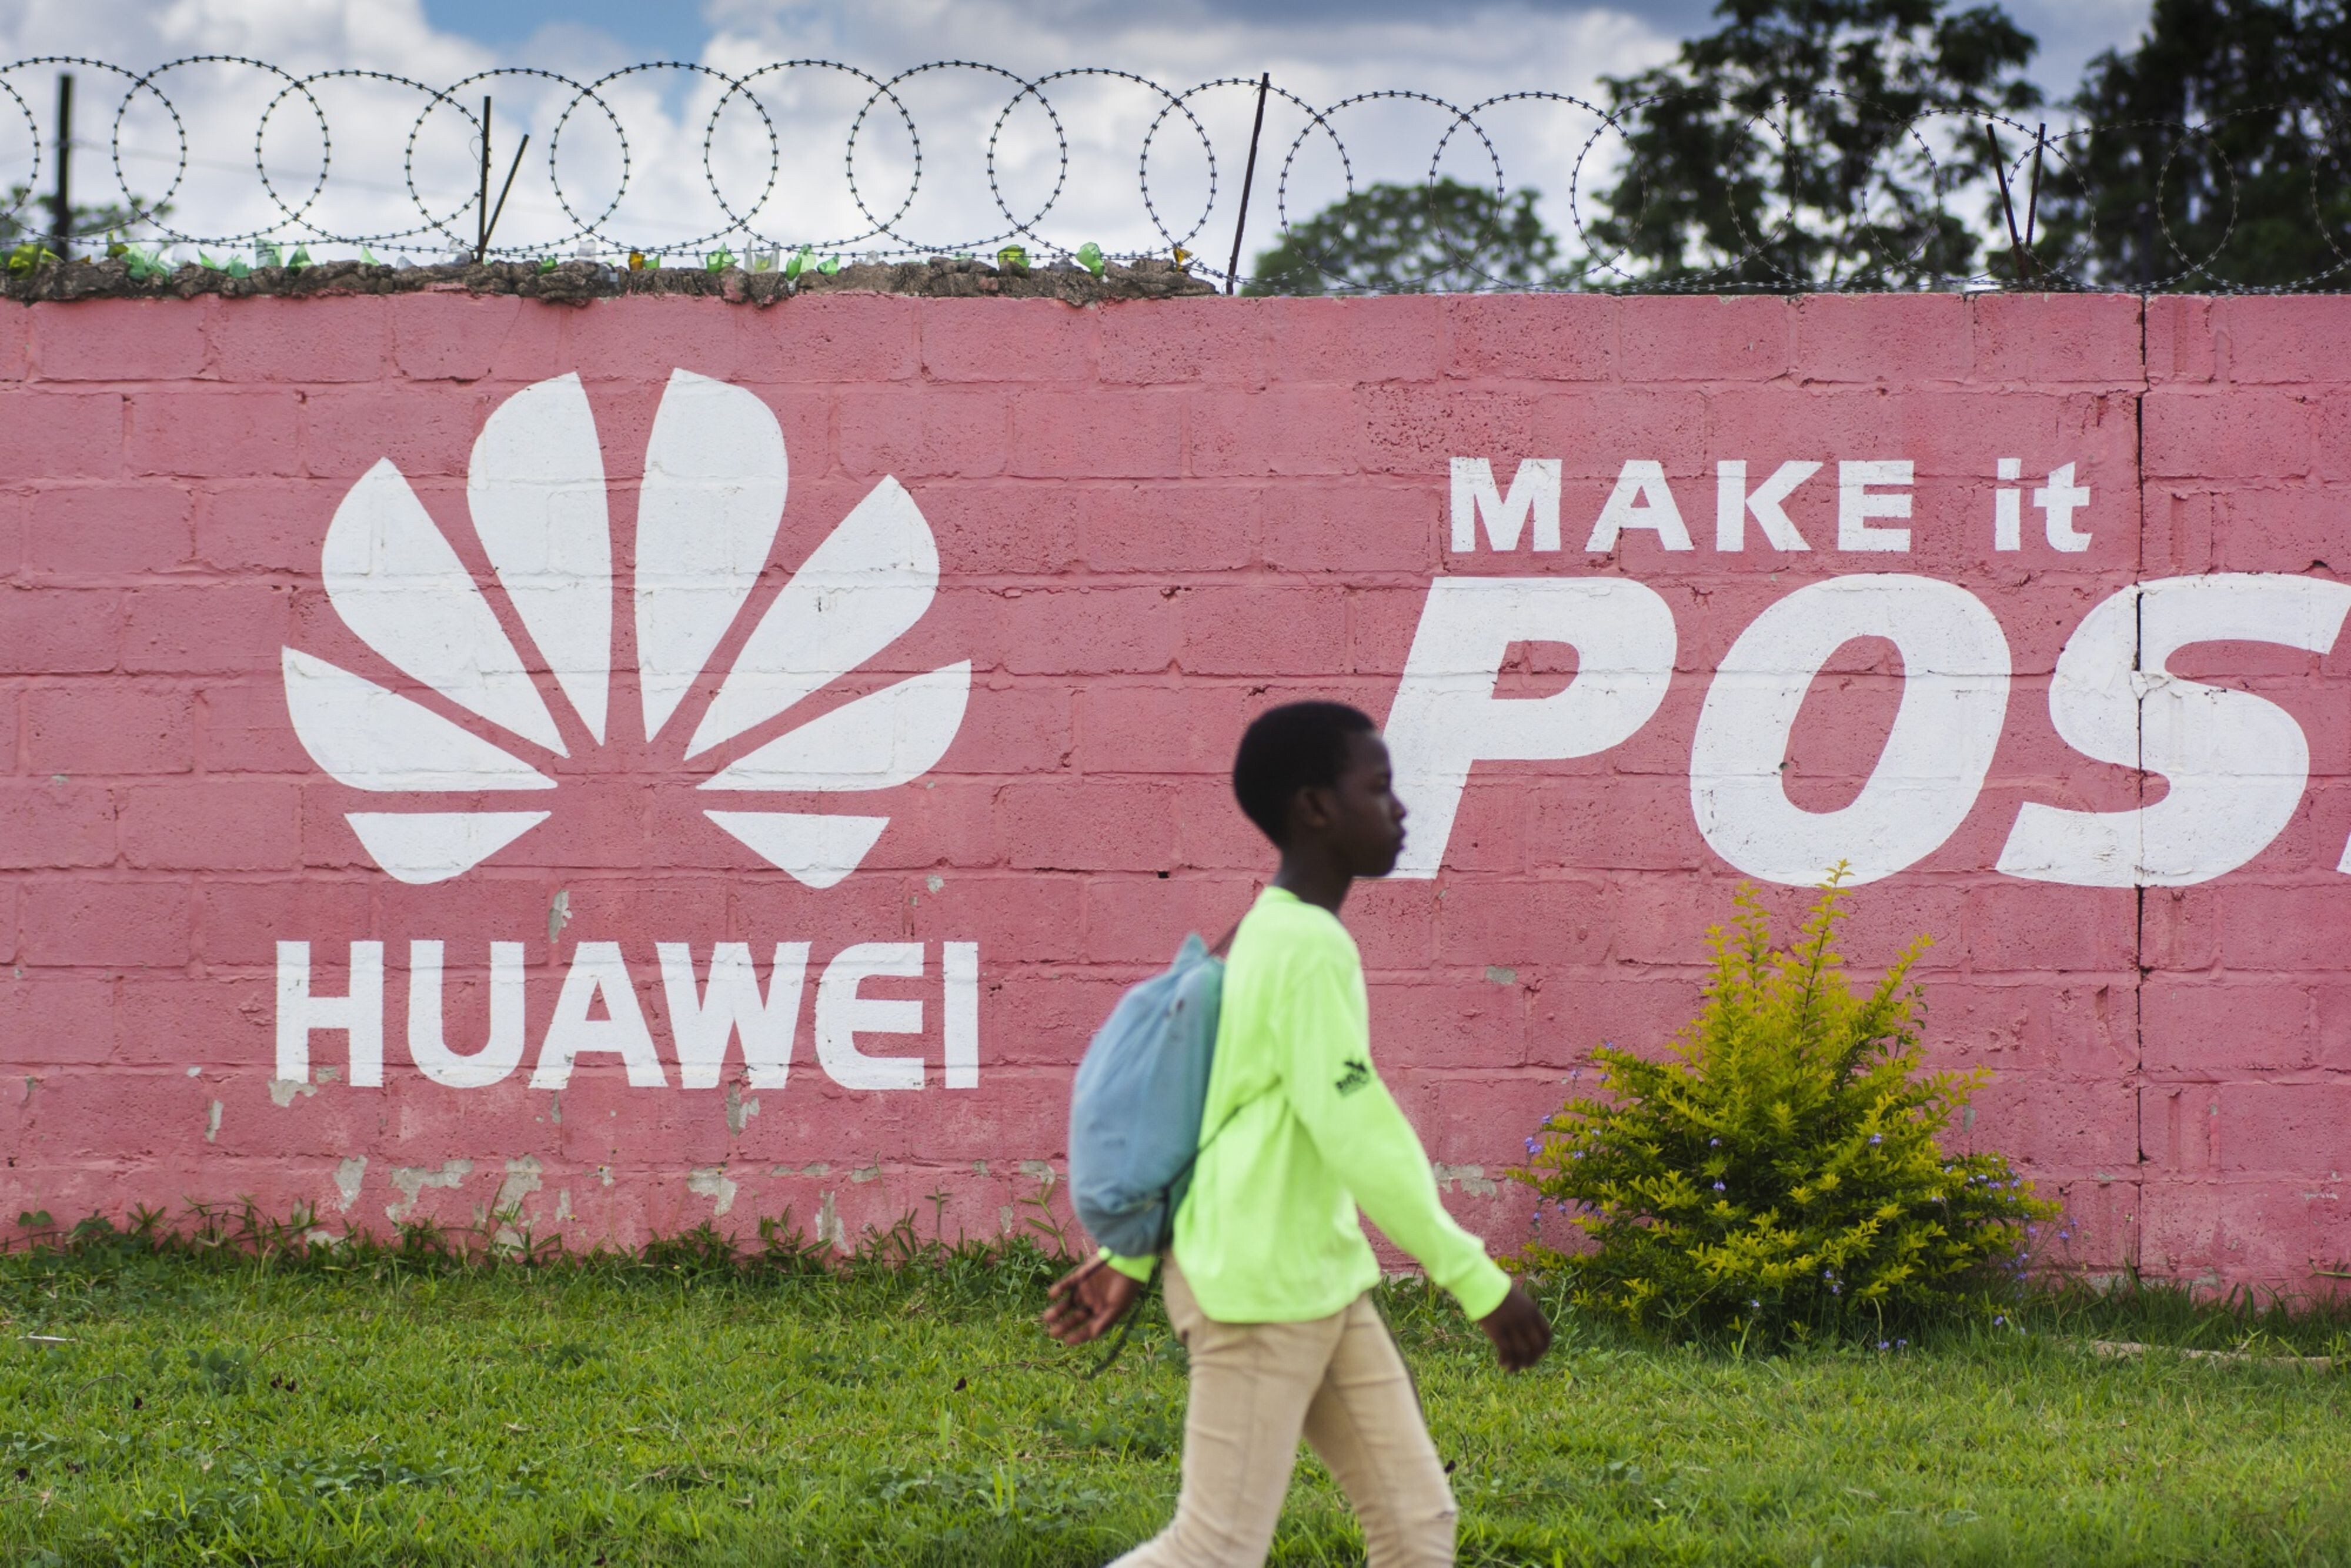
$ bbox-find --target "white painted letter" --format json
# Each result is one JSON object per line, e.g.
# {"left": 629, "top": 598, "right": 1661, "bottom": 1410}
{"left": 2033, "top": 462, "right": 2093, "bottom": 552}
{"left": 530, "top": 942, "right": 666, "bottom": 1089}
{"left": 1998, "top": 574, "right": 2351, "bottom": 887}
{"left": 1993, "top": 457, "right": 2022, "bottom": 551}
{"left": 944, "top": 942, "right": 980, "bottom": 1089}
{"left": 275, "top": 941, "right": 385, "bottom": 1087}
{"left": 816, "top": 942, "right": 926, "bottom": 1090}
{"left": 1385, "top": 577, "right": 1678, "bottom": 878}
{"left": 407, "top": 940, "right": 527, "bottom": 1089}
{"left": 1449, "top": 457, "right": 1561, "bottom": 552}
{"left": 1587, "top": 460, "right": 1692, "bottom": 552}
{"left": 1691, "top": 575, "right": 2010, "bottom": 885}
{"left": 658, "top": 942, "right": 810, "bottom": 1090}
{"left": 1715, "top": 460, "right": 1818, "bottom": 552}
{"left": 1838, "top": 460, "right": 1913, "bottom": 551}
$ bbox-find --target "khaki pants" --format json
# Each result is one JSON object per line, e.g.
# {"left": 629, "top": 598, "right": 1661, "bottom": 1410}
{"left": 1109, "top": 1256, "right": 1457, "bottom": 1567}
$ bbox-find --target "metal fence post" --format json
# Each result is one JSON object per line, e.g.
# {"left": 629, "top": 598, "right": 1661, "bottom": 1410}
{"left": 1224, "top": 73, "right": 1271, "bottom": 296}
{"left": 49, "top": 71, "right": 73, "bottom": 259}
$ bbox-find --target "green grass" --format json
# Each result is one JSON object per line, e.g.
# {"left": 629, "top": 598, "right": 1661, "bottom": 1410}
{"left": 5, "top": 1224, "right": 2351, "bottom": 1566}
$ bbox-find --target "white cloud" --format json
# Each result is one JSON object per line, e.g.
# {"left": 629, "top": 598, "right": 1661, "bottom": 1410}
{"left": 2, "top": 0, "right": 2147, "bottom": 271}
{"left": 695, "top": 0, "right": 1677, "bottom": 261}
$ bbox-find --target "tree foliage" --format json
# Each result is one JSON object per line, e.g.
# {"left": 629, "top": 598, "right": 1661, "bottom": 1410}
{"left": 1581, "top": 0, "right": 2041, "bottom": 288}
{"left": 1515, "top": 874, "right": 2056, "bottom": 1343}
{"left": 2035, "top": 0, "right": 2351, "bottom": 288}
{"left": 1246, "top": 177, "right": 1565, "bottom": 294}
{"left": 1, "top": 184, "right": 166, "bottom": 253}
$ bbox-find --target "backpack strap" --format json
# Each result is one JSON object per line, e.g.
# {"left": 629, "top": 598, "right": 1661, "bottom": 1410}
{"left": 1083, "top": 1272, "right": 1153, "bottom": 1380}
{"left": 1082, "top": 1097, "right": 1255, "bottom": 1381}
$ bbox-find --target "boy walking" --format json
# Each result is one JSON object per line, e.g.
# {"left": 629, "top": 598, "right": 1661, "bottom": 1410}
{"left": 1044, "top": 701, "right": 1551, "bottom": 1567}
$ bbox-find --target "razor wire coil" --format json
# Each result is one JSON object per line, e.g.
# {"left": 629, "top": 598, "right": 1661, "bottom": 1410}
{"left": 2, "top": 52, "right": 2346, "bottom": 293}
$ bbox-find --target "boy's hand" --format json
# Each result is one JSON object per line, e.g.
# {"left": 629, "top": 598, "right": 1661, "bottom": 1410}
{"left": 1478, "top": 1283, "right": 1552, "bottom": 1372}
{"left": 1041, "top": 1256, "right": 1146, "bottom": 1346}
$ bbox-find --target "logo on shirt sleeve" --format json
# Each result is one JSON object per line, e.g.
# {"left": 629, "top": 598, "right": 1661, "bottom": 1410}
{"left": 1334, "top": 1058, "right": 1372, "bottom": 1097}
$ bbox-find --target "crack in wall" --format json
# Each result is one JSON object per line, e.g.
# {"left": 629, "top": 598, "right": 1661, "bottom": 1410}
{"left": 2133, "top": 290, "right": 2152, "bottom": 1277}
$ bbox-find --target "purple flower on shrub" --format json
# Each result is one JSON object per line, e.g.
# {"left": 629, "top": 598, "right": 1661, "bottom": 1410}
{"left": 1868, "top": 1134, "right": 1882, "bottom": 1145}
{"left": 1713, "top": 1181, "right": 1726, "bottom": 1192}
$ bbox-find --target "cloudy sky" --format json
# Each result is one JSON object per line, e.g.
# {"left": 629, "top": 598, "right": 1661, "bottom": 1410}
{"left": 1, "top": 0, "right": 2153, "bottom": 272}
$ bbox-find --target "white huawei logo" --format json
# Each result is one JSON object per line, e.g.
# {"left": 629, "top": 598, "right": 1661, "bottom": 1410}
{"left": 282, "top": 369, "right": 968, "bottom": 889}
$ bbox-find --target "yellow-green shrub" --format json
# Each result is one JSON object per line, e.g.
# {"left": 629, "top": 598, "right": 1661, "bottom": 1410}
{"left": 1515, "top": 874, "right": 2057, "bottom": 1342}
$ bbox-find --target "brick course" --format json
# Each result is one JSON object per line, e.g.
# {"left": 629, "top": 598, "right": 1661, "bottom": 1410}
{"left": 0, "top": 290, "right": 2346, "bottom": 1290}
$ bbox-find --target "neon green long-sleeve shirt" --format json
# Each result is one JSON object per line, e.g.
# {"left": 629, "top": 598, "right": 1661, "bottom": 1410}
{"left": 1106, "top": 885, "right": 1512, "bottom": 1324}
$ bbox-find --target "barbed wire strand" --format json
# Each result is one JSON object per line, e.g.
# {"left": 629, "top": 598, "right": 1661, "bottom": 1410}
{"left": 1, "top": 53, "right": 2345, "bottom": 292}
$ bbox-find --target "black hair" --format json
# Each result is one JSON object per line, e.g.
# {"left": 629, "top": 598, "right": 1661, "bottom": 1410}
{"left": 1231, "top": 701, "right": 1377, "bottom": 845}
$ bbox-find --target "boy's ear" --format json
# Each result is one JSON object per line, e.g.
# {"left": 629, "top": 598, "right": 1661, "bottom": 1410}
{"left": 1288, "top": 782, "right": 1335, "bottom": 833}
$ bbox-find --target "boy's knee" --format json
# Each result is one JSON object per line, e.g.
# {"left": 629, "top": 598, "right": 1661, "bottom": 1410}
{"left": 1361, "top": 1493, "right": 1455, "bottom": 1567}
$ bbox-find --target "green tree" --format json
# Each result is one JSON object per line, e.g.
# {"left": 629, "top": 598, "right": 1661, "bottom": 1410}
{"left": 1, "top": 184, "right": 168, "bottom": 253}
{"left": 1245, "top": 177, "right": 1565, "bottom": 295}
{"left": 1588, "top": 0, "right": 2042, "bottom": 289}
{"left": 2036, "top": 0, "right": 2351, "bottom": 289}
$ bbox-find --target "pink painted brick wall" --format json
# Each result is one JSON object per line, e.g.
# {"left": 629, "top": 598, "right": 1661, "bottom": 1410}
{"left": 0, "top": 288, "right": 2346, "bottom": 1290}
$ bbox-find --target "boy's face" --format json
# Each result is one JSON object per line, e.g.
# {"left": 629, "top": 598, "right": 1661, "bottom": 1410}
{"left": 1297, "top": 730, "right": 1408, "bottom": 877}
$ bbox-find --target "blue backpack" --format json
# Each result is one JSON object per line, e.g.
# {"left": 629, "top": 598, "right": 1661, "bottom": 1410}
{"left": 1067, "top": 932, "right": 1228, "bottom": 1258}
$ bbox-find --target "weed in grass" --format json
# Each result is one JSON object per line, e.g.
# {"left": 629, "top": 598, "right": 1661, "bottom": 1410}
{"left": 1042, "top": 1389, "right": 1184, "bottom": 1459}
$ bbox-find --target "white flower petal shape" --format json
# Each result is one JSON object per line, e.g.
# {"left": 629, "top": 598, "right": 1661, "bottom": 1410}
{"left": 704, "top": 811, "right": 891, "bottom": 890}
{"left": 292, "top": 369, "right": 964, "bottom": 893}
{"left": 283, "top": 648, "right": 557, "bottom": 792}
{"left": 468, "top": 373, "right": 613, "bottom": 743}
{"left": 701, "top": 662, "right": 971, "bottom": 793}
{"left": 635, "top": 369, "right": 788, "bottom": 744}
{"left": 687, "top": 477, "right": 939, "bottom": 759}
{"left": 346, "top": 812, "right": 552, "bottom": 885}
{"left": 323, "top": 459, "right": 567, "bottom": 754}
